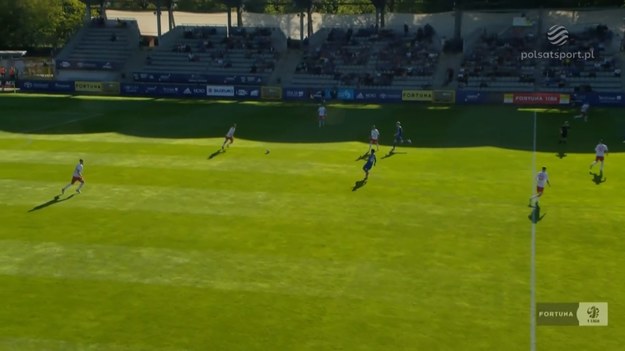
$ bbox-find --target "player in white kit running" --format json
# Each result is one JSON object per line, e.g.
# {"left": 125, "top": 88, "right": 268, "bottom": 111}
{"left": 590, "top": 140, "right": 608, "bottom": 171}
{"left": 222, "top": 123, "right": 237, "bottom": 150}
{"left": 369, "top": 125, "right": 380, "bottom": 153}
{"left": 530, "top": 166, "right": 550, "bottom": 205}
{"left": 62, "top": 159, "right": 85, "bottom": 194}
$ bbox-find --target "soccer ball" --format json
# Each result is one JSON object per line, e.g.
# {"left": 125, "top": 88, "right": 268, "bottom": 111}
{"left": 406, "top": 139, "right": 412, "bottom": 144}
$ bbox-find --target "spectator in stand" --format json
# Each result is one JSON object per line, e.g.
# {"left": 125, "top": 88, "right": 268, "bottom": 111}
{"left": 93, "top": 17, "right": 105, "bottom": 27}
{"left": 404, "top": 23, "right": 409, "bottom": 36}
{"left": 0, "top": 66, "right": 7, "bottom": 91}
{"left": 110, "top": 33, "right": 117, "bottom": 42}
{"left": 0, "top": 66, "right": 5, "bottom": 91}
{"left": 445, "top": 68, "right": 454, "bottom": 86}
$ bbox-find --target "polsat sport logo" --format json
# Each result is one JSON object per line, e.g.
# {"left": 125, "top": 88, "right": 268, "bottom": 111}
{"left": 547, "top": 25, "right": 569, "bottom": 46}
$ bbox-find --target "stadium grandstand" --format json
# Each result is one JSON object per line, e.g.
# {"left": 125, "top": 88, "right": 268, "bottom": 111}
{"left": 457, "top": 24, "right": 539, "bottom": 92}
{"left": 131, "top": 25, "right": 284, "bottom": 84}
{"left": 291, "top": 24, "right": 440, "bottom": 89}
{"left": 539, "top": 25, "right": 622, "bottom": 93}
{"left": 55, "top": 17, "right": 141, "bottom": 80}
{"left": 4, "top": 0, "right": 625, "bottom": 96}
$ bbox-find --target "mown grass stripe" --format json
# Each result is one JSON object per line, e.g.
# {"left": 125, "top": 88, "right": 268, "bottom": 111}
{"left": 0, "top": 239, "right": 525, "bottom": 306}
{"left": 0, "top": 337, "right": 184, "bottom": 351}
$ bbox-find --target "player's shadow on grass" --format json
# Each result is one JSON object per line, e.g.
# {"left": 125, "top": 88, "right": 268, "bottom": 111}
{"left": 381, "top": 150, "right": 406, "bottom": 159}
{"left": 528, "top": 203, "right": 546, "bottom": 223}
{"left": 556, "top": 150, "right": 567, "bottom": 159}
{"left": 355, "top": 152, "right": 370, "bottom": 161}
{"left": 28, "top": 194, "right": 76, "bottom": 212}
{"left": 589, "top": 171, "right": 606, "bottom": 185}
{"left": 208, "top": 149, "right": 224, "bottom": 159}
{"left": 352, "top": 178, "right": 367, "bottom": 191}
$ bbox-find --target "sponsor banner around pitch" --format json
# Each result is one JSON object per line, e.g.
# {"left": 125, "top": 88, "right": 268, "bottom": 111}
{"left": 353, "top": 89, "right": 403, "bottom": 102}
{"left": 235, "top": 86, "right": 260, "bottom": 99}
{"left": 132, "top": 72, "right": 263, "bottom": 85}
{"left": 101, "top": 82, "right": 120, "bottom": 95}
{"left": 121, "top": 83, "right": 185, "bottom": 96}
{"left": 503, "top": 92, "right": 570, "bottom": 105}
{"left": 20, "top": 80, "right": 75, "bottom": 93}
{"left": 595, "top": 92, "right": 625, "bottom": 106}
{"left": 261, "top": 86, "right": 283, "bottom": 100}
{"left": 75, "top": 81, "right": 103, "bottom": 92}
{"left": 572, "top": 92, "right": 625, "bottom": 106}
{"left": 456, "top": 91, "right": 504, "bottom": 104}
{"left": 206, "top": 85, "right": 235, "bottom": 97}
{"left": 337, "top": 88, "right": 354, "bottom": 100}
{"left": 56, "top": 60, "right": 119, "bottom": 71}
{"left": 402, "top": 90, "right": 433, "bottom": 102}
{"left": 120, "top": 83, "right": 258, "bottom": 99}
{"left": 283, "top": 87, "right": 308, "bottom": 100}
{"left": 432, "top": 90, "right": 455, "bottom": 104}
{"left": 73, "top": 81, "right": 119, "bottom": 95}
{"left": 537, "top": 302, "right": 608, "bottom": 326}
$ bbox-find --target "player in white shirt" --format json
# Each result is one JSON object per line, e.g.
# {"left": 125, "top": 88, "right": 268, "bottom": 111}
{"left": 574, "top": 102, "right": 590, "bottom": 121}
{"left": 317, "top": 104, "right": 327, "bottom": 128}
{"left": 221, "top": 123, "right": 236, "bottom": 150}
{"left": 530, "top": 166, "right": 550, "bottom": 205}
{"left": 61, "top": 159, "right": 85, "bottom": 194}
{"left": 590, "top": 140, "right": 608, "bottom": 171}
{"left": 369, "top": 125, "right": 380, "bottom": 152}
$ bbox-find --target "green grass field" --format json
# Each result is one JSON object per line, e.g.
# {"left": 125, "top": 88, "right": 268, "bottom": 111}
{"left": 0, "top": 94, "right": 624, "bottom": 350}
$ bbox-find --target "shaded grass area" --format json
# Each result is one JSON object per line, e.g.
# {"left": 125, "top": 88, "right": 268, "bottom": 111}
{"left": 1, "top": 94, "right": 624, "bottom": 153}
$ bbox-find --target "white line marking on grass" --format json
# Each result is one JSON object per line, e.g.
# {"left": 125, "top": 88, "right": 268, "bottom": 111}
{"left": 18, "top": 113, "right": 103, "bottom": 146}
{"left": 23, "top": 114, "right": 104, "bottom": 134}
{"left": 530, "top": 111, "right": 537, "bottom": 351}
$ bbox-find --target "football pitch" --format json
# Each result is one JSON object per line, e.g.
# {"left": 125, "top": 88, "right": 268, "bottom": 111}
{"left": 0, "top": 94, "right": 624, "bottom": 350}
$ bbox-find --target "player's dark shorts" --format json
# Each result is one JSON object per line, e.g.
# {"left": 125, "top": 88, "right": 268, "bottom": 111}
{"left": 363, "top": 162, "right": 373, "bottom": 171}
{"left": 394, "top": 136, "right": 403, "bottom": 144}
{"left": 561, "top": 131, "right": 568, "bottom": 138}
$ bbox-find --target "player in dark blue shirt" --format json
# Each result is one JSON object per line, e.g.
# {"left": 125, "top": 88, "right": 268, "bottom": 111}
{"left": 363, "top": 149, "right": 376, "bottom": 179}
{"left": 559, "top": 121, "right": 570, "bottom": 144}
{"left": 391, "top": 121, "right": 403, "bottom": 153}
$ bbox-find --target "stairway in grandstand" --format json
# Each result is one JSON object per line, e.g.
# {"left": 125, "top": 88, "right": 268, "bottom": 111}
{"left": 267, "top": 49, "right": 302, "bottom": 85}
{"left": 55, "top": 18, "right": 141, "bottom": 81}
{"left": 432, "top": 52, "right": 463, "bottom": 88}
